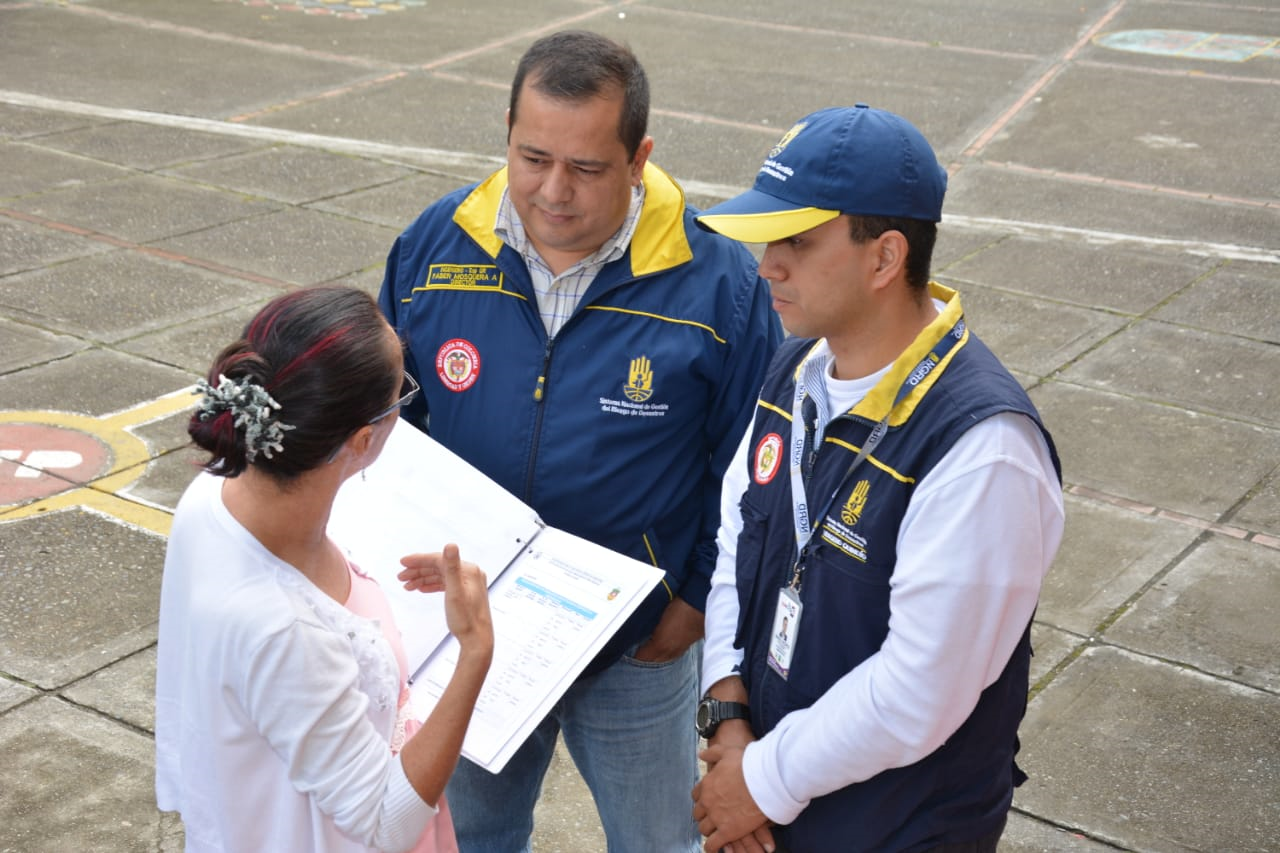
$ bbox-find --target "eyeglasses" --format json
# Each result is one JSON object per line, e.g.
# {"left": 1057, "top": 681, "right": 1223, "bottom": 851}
{"left": 326, "top": 371, "right": 420, "bottom": 464}
{"left": 368, "top": 370, "right": 420, "bottom": 425}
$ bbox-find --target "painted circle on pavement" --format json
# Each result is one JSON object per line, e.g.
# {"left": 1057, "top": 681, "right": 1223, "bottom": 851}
{"left": 0, "top": 423, "right": 114, "bottom": 505}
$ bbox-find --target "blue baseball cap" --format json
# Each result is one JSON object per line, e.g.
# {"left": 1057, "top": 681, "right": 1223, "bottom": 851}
{"left": 697, "top": 105, "right": 947, "bottom": 243}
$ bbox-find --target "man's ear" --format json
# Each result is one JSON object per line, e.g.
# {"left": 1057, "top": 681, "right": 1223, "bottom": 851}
{"left": 872, "top": 230, "right": 908, "bottom": 286}
{"left": 630, "top": 136, "right": 654, "bottom": 185}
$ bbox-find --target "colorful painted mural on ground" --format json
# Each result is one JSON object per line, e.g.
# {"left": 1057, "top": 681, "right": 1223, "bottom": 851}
{"left": 1096, "top": 29, "right": 1279, "bottom": 63}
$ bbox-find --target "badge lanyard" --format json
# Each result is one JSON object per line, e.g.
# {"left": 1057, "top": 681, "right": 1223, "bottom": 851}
{"left": 785, "top": 318, "right": 966, "bottom": 593}
{"left": 769, "top": 320, "right": 965, "bottom": 680}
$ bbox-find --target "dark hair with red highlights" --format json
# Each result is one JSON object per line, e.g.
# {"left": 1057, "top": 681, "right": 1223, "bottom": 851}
{"left": 189, "top": 286, "right": 400, "bottom": 482}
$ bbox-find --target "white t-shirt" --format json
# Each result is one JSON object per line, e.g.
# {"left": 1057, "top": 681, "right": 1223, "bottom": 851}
{"left": 702, "top": 341, "right": 1065, "bottom": 826}
{"left": 155, "top": 472, "right": 435, "bottom": 852}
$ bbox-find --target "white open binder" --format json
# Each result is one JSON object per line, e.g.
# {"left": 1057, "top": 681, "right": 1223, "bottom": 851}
{"left": 328, "top": 419, "right": 664, "bottom": 773}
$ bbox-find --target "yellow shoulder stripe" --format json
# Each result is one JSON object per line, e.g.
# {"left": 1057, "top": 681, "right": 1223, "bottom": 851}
{"left": 824, "top": 436, "right": 915, "bottom": 484}
{"left": 582, "top": 305, "right": 726, "bottom": 344}
{"left": 758, "top": 399, "right": 791, "bottom": 421}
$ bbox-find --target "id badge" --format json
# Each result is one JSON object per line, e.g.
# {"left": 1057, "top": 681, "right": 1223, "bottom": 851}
{"left": 767, "top": 587, "right": 802, "bottom": 679}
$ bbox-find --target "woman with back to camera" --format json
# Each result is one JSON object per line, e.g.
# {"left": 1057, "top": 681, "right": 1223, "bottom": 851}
{"left": 154, "top": 285, "right": 492, "bottom": 852}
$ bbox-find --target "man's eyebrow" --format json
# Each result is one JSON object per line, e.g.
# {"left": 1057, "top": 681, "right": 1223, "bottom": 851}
{"left": 515, "top": 143, "right": 611, "bottom": 169}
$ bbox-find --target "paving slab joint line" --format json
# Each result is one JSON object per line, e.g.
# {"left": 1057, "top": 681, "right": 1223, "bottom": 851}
{"left": 48, "top": 0, "right": 408, "bottom": 71}
{"left": 415, "top": 3, "right": 622, "bottom": 73}
{"left": 934, "top": 233, "right": 1013, "bottom": 275}
{"left": 1028, "top": 634, "right": 1091, "bottom": 700}
{"left": 658, "top": 5, "right": 1039, "bottom": 62}
{"left": 0, "top": 90, "right": 506, "bottom": 175}
{"left": 46, "top": 689, "right": 158, "bottom": 739}
{"left": 1064, "top": 484, "right": 1280, "bottom": 549}
{"left": 227, "top": 70, "right": 412, "bottom": 124}
{"left": 0, "top": 644, "right": 157, "bottom": 725}
{"left": 940, "top": 214, "right": 1280, "bottom": 265}
{"left": 1040, "top": 373, "right": 1280, "bottom": 435}
{"left": 1080, "top": 56, "right": 1280, "bottom": 88}
{"left": 4, "top": 89, "right": 1277, "bottom": 264}
{"left": 979, "top": 160, "right": 1277, "bottom": 209}
{"left": 1088, "top": 527, "right": 1215, "bottom": 643}
{"left": 1136, "top": 260, "right": 1226, "bottom": 321}
{"left": 961, "top": 0, "right": 1127, "bottom": 156}
{"left": 1005, "top": 808, "right": 1130, "bottom": 852}
{"left": 0, "top": 207, "right": 299, "bottom": 290}
{"left": 1092, "top": 638, "right": 1280, "bottom": 699}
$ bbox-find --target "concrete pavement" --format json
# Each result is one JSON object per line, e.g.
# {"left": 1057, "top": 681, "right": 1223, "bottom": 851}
{"left": 1, "top": 0, "right": 1277, "bottom": 850}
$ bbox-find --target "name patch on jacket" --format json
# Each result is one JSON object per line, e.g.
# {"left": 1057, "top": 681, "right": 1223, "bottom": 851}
{"left": 424, "top": 264, "right": 503, "bottom": 290}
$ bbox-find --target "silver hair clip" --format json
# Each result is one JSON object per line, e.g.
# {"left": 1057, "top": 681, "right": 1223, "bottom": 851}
{"left": 196, "top": 374, "right": 296, "bottom": 461}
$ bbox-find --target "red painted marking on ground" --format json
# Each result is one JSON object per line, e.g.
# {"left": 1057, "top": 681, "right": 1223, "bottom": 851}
{"left": 1065, "top": 483, "right": 1278, "bottom": 550}
{"left": 0, "top": 208, "right": 298, "bottom": 289}
{"left": 964, "top": 1, "right": 1127, "bottom": 157}
{"left": 0, "top": 424, "right": 112, "bottom": 505}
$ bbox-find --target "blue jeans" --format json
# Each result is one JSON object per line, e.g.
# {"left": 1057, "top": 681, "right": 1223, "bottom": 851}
{"left": 447, "top": 643, "right": 703, "bottom": 853}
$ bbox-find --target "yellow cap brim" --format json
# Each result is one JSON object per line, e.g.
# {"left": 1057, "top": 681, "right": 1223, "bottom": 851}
{"left": 696, "top": 206, "right": 840, "bottom": 244}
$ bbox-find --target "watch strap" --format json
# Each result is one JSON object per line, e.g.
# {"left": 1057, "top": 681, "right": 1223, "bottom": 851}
{"left": 713, "top": 700, "right": 750, "bottom": 724}
{"left": 698, "top": 697, "right": 751, "bottom": 737}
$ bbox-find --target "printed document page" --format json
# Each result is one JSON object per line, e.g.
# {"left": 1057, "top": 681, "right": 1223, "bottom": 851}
{"left": 328, "top": 419, "right": 664, "bottom": 772}
{"left": 409, "top": 525, "right": 662, "bottom": 773}
{"left": 328, "top": 419, "right": 542, "bottom": 669}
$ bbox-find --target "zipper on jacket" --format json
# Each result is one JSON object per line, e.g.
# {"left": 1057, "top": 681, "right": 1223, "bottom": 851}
{"left": 523, "top": 339, "right": 554, "bottom": 501}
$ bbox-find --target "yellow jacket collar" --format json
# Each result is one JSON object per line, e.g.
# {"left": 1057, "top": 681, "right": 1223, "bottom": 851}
{"left": 792, "top": 283, "right": 967, "bottom": 426}
{"left": 452, "top": 162, "right": 693, "bottom": 276}
{"left": 855, "top": 282, "right": 966, "bottom": 425}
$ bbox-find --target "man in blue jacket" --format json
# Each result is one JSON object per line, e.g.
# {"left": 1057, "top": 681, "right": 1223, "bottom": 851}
{"left": 379, "top": 30, "right": 781, "bottom": 853}
{"left": 691, "top": 106, "right": 1064, "bottom": 852}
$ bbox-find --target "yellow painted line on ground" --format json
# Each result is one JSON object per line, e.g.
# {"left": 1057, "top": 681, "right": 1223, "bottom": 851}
{"left": 99, "top": 386, "right": 200, "bottom": 430}
{"left": 1, "top": 387, "right": 197, "bottom": 536}
{"left": 4, "top": 488, "right": 174, "bottom": 537}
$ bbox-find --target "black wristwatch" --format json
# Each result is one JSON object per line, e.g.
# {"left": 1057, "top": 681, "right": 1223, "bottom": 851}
{"left": 696, "top": 696, "right": 750, "bottom": 738}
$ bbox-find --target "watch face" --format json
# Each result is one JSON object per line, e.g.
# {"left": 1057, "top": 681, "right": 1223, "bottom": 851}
{"left": 696, "top": 700, "right": 713, "bottom": 733}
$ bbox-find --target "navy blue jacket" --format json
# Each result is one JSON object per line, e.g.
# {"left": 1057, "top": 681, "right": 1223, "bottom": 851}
{"left": 380, "top": 163, "right": 782, "bottom": 672}
{"left": 735, "top": 294, "right": 1059, "bottom": 850}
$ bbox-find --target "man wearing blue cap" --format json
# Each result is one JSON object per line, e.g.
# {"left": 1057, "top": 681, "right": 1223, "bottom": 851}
{"left": 690, "top": 105, "right": 1065, "bottom": 852}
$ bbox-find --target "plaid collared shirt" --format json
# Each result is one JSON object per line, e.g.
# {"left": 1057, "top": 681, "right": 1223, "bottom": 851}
{"left": 495, "top": 185, "right": 645, "bottom": 338}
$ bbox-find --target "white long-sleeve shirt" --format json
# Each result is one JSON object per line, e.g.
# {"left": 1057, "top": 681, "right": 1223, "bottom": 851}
{"left": 702, "top": 349, "right": 1064, "bottom": 826}
{"left": 155, "top": 472, "right": 436, "bottom": 852}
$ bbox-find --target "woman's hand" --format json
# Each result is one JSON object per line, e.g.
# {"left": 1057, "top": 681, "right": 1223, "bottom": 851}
{"left": 398, "top": 545, "right": 493, "bottom": 657}
{"left": 398, "top": 544, "right": 493, "bottom": 808}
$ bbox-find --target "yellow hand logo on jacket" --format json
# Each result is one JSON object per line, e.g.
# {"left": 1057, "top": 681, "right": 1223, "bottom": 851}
{"left": 625, "top": 356, "right": 654, "bottom": 402}
{"left": 841, "top": 479, "right": 870, "bottom": 526}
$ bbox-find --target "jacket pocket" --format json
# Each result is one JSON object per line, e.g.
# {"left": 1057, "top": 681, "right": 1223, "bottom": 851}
{"left": 784, "top": 540, "right": 893, "bottom": 707}
{"left": 733, "top": 496, "right": 779, "bottom": 653}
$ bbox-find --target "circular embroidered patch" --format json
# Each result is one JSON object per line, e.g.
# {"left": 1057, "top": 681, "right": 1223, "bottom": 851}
{"left": 753, "top": 432, "right": 783, "bottom": 484}
{"left": 435, "top": 339, "right": 480, "bottom": 392}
